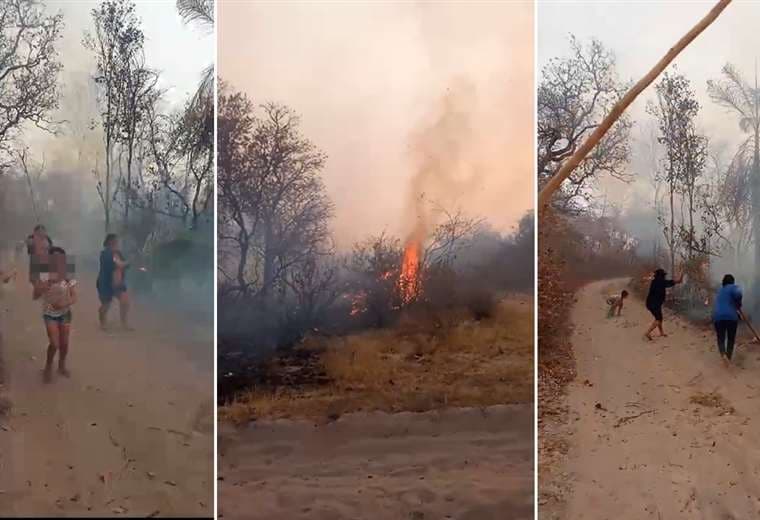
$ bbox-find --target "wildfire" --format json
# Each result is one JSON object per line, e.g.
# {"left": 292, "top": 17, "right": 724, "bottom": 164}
{"left": 399, "top": 238, "right": 421, "bottom": 304}
{"left": 346, "top": 290, "right": 368, "bottom": 316}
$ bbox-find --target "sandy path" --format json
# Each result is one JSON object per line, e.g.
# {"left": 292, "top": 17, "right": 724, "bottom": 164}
{"left": 0, "top": 272, "right": 213, "bottom": 517}
{"left": 542, "top": 278, "right": 760, "bottom": 519}
{"left": 219, "top": 404, "right": 533, "bottom": 520}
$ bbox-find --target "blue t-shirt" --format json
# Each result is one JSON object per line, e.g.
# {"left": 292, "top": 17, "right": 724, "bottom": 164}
{"left": 713, "top": 284, "right": 742, "bottom": 322}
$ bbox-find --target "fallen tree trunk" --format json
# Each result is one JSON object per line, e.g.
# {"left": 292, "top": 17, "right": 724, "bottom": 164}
{"left": 538, "top": 0, "right": 732, "bottom": 212}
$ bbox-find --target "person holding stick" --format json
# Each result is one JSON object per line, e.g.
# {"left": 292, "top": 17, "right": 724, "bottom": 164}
{"left": 712, "top": 274, "right": 742, "bottom": 366}
{"left": 644, "top": 268, "right": 683, "bottom": 341}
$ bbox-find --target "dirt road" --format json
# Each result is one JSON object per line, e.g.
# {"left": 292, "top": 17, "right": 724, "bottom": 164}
{"left": 0, "top": 271, "right": 213, "bottom": 517}
{"left": 219, "top": 404, "right": 533, "bottom": 520}
{"left": 541, "top": 278, "right": 760, "bottom": 519}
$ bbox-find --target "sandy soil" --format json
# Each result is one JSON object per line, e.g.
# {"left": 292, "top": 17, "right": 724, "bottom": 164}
{"left": 219, "top": 404, "right": 533, "bottom": 520}
{"left": 0, "top": 271, "right": 213, "bottom": 517}
{"left": 541, "top": 278, "right": 760, "bottom": 519}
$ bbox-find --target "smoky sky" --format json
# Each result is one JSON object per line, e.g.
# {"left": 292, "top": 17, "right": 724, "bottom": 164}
{"left": 538, "top": 1, "right": 756, "bottom": 209}
{"left": 220, "top": 0, "right": 534, "bottom": 248}
{"left": 54, "top": 0, "right": 212, "bottom": 104}
{"left": 24, "top": 0, "right": 212, "bottom": 183}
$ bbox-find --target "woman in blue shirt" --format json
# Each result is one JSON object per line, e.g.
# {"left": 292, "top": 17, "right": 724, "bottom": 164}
{"left": 713, "top": 274, "right": 743, "bottom": 365}
{"left": 96, "top": 233, "right": 131, "bottom": 330}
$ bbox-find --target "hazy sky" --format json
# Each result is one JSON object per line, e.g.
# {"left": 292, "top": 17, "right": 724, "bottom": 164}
{"left": 24, "top": 0, "right": 213, "bottom": 195}
{"left": 220, "top": 0, "right": 534, "bottom": 248}
{"left": 539, "top": 1, "right": 755, "bottom": 209}
{"left": 55, "top": 0, "right": 213, "bottom": 106}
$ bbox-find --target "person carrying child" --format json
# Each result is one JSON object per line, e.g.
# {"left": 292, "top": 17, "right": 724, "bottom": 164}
{"left": 97, "top": 233, "right": 131, "bottom": 330}
{"left": 26, "top": 224, "right": 52, "bottom": 291}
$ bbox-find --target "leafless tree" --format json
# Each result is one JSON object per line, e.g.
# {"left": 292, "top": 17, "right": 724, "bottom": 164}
{"left": 217, "top": 84, "right": 334, "bottom": 304}
{"left": 118, "top": 50, "right": 158, "bottom": 227}
{"left": 537, "top": 36, "right": 632, "bottom": 212}
{"left": 647, "top": 70, "right": 708, "bottom": 272}
{"left": 84, "top": 0, "right": 145, "bottom": 232}
{"left": 0, "top": 0, "right": 63, "bottom": 169}
{"left": 423, "top": 206, "right": 484, "bottom": 270}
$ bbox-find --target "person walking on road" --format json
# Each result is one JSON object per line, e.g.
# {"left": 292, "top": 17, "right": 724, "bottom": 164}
{"left": 713, "top": 274, "right": 742, "bottom": 367}
{"left": 96, "top": 234, "right": 132, "bottom": 331}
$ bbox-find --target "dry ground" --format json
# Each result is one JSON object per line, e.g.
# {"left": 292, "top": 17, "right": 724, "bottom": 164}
{"left": 218, "top": 294, "right": 534, "bottom": 520}
{"left": 541, "top": 278, "right": 760, "bottom": 519}
{"left": 0, "top": 271, "right": 213, "bottom": 517}
{"left": 220, "top": 295, "right": 533, "bottom": 422}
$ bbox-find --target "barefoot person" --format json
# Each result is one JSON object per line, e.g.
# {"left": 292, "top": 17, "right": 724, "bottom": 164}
{"left": 33, "top": 247, "right": 77, "bottom": 382}
{"left": 606, "top": 290, "right": 629, "bottom": 318}
{"left": 97, "top": 233, "right": 131, "bottom": 330}
{"left": 713, "top": 274, "right": 742, "bottom": 366}
{"left": 644, "top": 268, "right": 683, "bottom": 341}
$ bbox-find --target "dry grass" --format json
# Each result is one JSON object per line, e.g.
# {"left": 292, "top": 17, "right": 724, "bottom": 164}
{"left": 219, "top": 297, "right": 533, "bottom": 424}
{"left": 690, "top": 390, "right": 735, "bottom": 415}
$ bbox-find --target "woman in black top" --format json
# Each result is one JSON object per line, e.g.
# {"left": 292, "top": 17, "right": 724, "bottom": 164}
{"left": 644, "top": 268, "right": 683, "bottom": 341}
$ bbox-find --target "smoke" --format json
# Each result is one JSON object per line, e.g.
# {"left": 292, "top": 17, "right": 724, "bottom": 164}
{"left": 539, "top": 2, "right": 760, "bottom": 301}
{"left": 403, "top": 80, "right": 481, "bottom": 242}
{"left": 0, "top": 1, "right": 212, "bottom": 318}
{"left": 220, "top": 1, "right": 534, "bottom": 249}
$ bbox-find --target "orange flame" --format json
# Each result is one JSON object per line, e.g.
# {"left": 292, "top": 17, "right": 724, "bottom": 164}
{"left": 399, "top": 238, "right": 421, "bottom": 304}
{"left": 346, "top": 290, "right": 368, "bottom": 316}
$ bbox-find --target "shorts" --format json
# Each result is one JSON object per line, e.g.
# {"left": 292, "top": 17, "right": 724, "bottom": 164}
{"left": 43, "top": 311, "right": 72, "bottom": 324}
{"left": 646, "top": 303, "right": 663, "bottom": 322}
{"left": 98, "top": 284, "right": 127, "bottom": 304}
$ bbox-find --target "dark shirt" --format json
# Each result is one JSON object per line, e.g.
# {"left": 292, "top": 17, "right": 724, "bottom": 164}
{"left": 646, "top": 278, "right": 676, "bottom": 308}
{"left": 97, "top": 249, "right": 115, "bottom": 292}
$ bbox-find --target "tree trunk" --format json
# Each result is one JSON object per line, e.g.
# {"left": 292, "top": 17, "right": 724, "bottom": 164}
{"left": 237, "top": 232, "right": 249, "bottom": 297}
{"left": 670, "top": 179, "right": 675, "bottom": 275}
{"left": 105, "top": 137, "right": 112, "bottom": 233}
{"left": 688, "top": 181, "right": 695, "bottom": 260}
{"left": 538, "top": 0, "right": 732, "bottom": 210}
{"left": 125, "top": 135, "right": 133, "bottom": 229}
{"left": 753, "top": 128, "right": 760, "bottom": 308}
{"left": 262, "top": 222, "right": 275, "bottom": 300}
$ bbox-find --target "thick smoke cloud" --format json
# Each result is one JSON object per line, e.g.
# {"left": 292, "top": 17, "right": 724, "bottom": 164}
{"left": 220, "top": 1, "right": 534, "bottom": 249}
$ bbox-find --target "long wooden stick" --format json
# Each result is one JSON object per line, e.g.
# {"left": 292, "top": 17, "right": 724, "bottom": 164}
{"left": 538, "top": 0, "right": 732, "bottom": 210}
{"left": 738, "top": 309, "right": 760, "bottom": 343}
